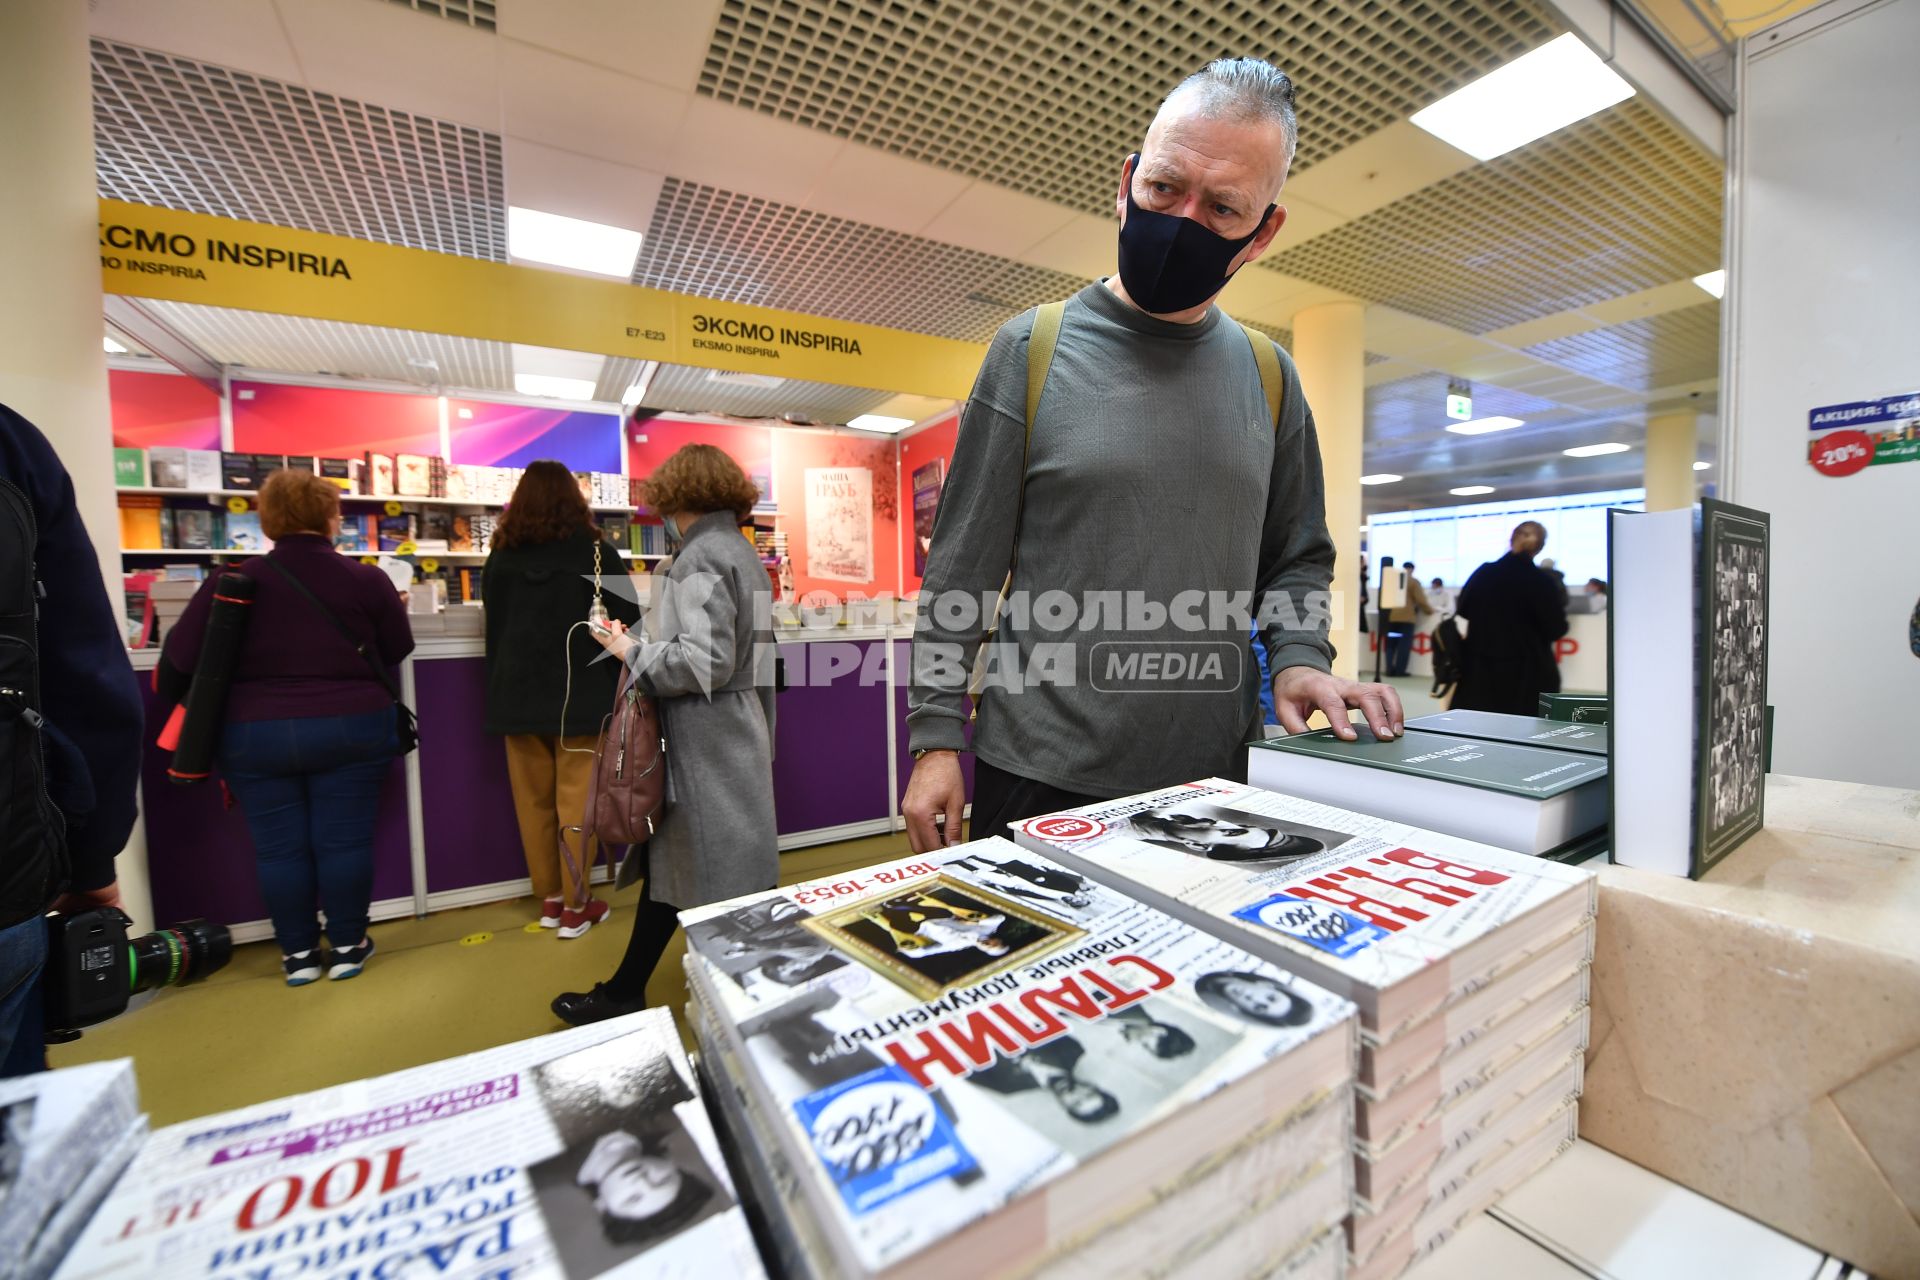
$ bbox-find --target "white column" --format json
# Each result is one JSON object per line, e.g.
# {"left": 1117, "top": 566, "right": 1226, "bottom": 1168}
{"left": 1290, "top": 302, "right": 1366, "bottom": 681}
{"left": 1643, "top": 410, "right": 1698, "bottom": 512}
{"left": 0, "top": 2, "right": 154, "bottom": 931}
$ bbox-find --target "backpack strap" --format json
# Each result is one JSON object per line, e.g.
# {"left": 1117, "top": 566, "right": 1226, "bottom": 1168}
{"left": 1012, "top": 299, "right": 1067, "bottom": 567}
{"left": 1236, "top": 321, "right": 1287, "bottom": 430}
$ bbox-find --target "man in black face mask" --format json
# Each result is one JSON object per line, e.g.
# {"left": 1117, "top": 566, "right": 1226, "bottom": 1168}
{"left": 904, "top": 58, "right": 1403, "bottom": 853}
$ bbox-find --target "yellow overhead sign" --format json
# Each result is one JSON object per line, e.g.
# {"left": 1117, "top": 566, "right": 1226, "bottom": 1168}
{"left": 98, "top": 199, "right": 988, "bottom": 401}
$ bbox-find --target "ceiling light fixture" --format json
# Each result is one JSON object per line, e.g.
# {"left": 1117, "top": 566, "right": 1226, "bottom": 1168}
{"left": 103, "top": 336, "right": 128, "bottom": 354}
{"left": 507, "top": 206, "right": 643, "bottom": 278}
{"left": 1691, "top": 269, "right": 1726, "bottom": 299}
{"left": 1450, "top": 485, "right": 1496, "bottom": 496}
{"left": 1359, "top": 473, "right": 1404, "bottom": 486}
{"left": 847, "top": 414, "right": 915, "bottom": 434}
{"left": 1694, "top": 460, "right": 1712, "bottom": 470}
{"left": 513, "top": 373, "right": 597, "bottom": 402}
{"left": 1445, "top": 415, "right": 1525, "bottom": 436}
{"left": 1564, "top": 442, "right": 1632, "bottom": 457}
{"left": 1409, "top": 33, "right": 1635, "bottom": 161}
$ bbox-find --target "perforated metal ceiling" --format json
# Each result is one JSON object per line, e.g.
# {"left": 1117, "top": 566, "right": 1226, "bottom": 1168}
{"left": 638, "top": 363, "right": 900, "bottom": 421}
{"left": 1261, "top": 101, "right": 1721, "bottom": 335}
{"left": 134, "top": 301, "right": 515, "bottom": 388}
{"left": 698, "top": 0, "right": 1559, "bottom": 217}
{"left": 387, "top": 0, "right": 497, "bottom": 30}
{"left": 91, "top": 39, "right": 506, "bottom": 260}
{"left": 1364, "top": 372, "right": 1574, "bottom": 443}
{"left": 1522, "top": 302, "right": 1720, "bottom": 391}
{"left": 634, "top": 178, "right": 1094, "bottom": 343}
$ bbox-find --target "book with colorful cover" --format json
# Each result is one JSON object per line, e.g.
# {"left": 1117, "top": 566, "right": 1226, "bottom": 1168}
{"left": 112, "top": 447, "right": 146, "bottom": 488}
{"left": 682, "top": 836, "right": 1356, "bottom": 1280}
{"left": 1013, "top": 780, "right": 1595, "bottom": 1044}
{"left": 1405, "top": 711, "right": 1608, "bottom": 757}
{"left": 55, "top": 1011, "right": 764, "bottom": 1280}
{"left": 116, "top": 497, "right": 164, "bottom": 549}
{"left": 220, "top": 511, "right": 270, "bottom": 553}
{"left": 377, "top": 514, "right": 415, "bottom": 552}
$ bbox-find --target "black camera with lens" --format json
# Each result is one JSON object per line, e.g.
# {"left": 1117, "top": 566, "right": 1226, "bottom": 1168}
{"left": 43, "top": 908, "right": 232, "bottom": 1040}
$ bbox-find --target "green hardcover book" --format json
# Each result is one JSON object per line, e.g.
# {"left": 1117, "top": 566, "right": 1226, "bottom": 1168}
{"left": 1249, "top": 727, "right": 1608, "bottom": 856}
{"left": 1609, "top": 498, "right": 1770, "bottom": 879}
{"left": 1536, "top": 693, "right": 1609, "bottom": 723}
{"left": 1406, "top": 710, "right": 1607, "bottom": 757}
{"left": 113, "top": 447, "right": 147, "bottom": 488}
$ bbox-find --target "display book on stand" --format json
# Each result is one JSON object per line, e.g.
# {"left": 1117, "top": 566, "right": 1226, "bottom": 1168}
{"left": 682, "top": 835, "right": 1359, "bottom": 1280}
{"left": 38, "top": 1009, "right": 762, "bottom": 1280}
{"left": 1013, "top": 781, "right": 1597, "bottom": 1280}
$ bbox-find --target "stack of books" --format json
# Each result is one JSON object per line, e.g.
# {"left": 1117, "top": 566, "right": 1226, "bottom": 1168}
{"left": 57, "top": 1011, "right": 761, "bottom": 1279}
{"left": 1013, "top": 781, "right": 1596, "bottom": 1280}
{"left": 1248, "top": 720, "right": 1608, "bottom": 856}
{"left": 683, "top": 836, "right": 1359, "bottom": 1280}
{"left": 0, "top": 1059, "right": 147, "bottom": 1280}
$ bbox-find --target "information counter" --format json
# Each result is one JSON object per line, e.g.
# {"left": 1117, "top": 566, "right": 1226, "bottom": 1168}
{"left": 128, "top": 625, "right": 968, "bottom": 942}
{"left": 1366, "top": 609, "right": 1608, "bottom": 692}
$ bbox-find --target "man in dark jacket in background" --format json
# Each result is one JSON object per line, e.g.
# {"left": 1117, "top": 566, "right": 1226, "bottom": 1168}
{"left": 1451, "top": 520, "right": 1569, "bottom": 715}
{"left": 0, "top": 406, "right": 145, "bottom": 1075}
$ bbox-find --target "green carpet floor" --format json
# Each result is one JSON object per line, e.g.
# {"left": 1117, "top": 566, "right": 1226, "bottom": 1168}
{"left": 49, "top": 831, "right": 915, "bottom": 1127}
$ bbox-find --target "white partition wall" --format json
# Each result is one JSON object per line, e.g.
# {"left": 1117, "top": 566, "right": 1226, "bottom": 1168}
{"left": 1723, "top": 0, "right": 1920, "bottom": 789}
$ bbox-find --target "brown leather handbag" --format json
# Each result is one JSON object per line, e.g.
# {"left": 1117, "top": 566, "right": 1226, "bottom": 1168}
{"left": 557, "top": 659, "right": 668, "bottom": 893}
{"left": 587, "top": 660, "right": 666, "bottom": 843}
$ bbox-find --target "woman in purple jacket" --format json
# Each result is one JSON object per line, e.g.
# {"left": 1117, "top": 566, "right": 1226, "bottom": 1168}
{"left": 162, "top": 470, "right": 414, "bottom": 985}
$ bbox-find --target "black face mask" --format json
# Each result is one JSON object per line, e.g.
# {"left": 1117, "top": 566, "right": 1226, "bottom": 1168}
{"left": 1116, "top": 154, "right": 1274, "bottom": 315}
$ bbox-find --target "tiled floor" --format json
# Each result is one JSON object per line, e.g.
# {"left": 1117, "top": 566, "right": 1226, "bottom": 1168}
{"left": 1406, "top": 1141, "right": 1857, "bottom": 1280}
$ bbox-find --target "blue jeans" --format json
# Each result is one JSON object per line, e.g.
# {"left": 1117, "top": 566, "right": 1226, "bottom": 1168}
{"left": 1386, "top": 626, "right": 1415, "bottom": 676}
{"left": 219, "top": 709, "right": 397, "bottom": 953}
{"left": 0, "top": 914, "right": 48, "bottom": 1076}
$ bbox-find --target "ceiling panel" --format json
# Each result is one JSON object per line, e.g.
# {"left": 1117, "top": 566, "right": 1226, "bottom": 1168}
{"left": 633, "top": 177, "right": 1093, "bottom": 342}
{"left": 1522, "top": 301, "right": 1721, "bottom": 391}
{"left": 92, "top": 38, "right": 506, "bottom": 259}
{"left": 135, "top": 300, "right": 514, "bottom": 388}
{"left": 387, "top": 0, "right": 496, "bottom": 31}
{"left": 697, "top": 0, "right": 1559, "bottom": 218}
{"left": 1260, "top": 101, "right": 1722, "bottom": 335}
{"left": 634, "top": 363, "right": 899, "bottom": 422}
{"left": 1364, "top": 371, "right": 1573, "bottom": 444}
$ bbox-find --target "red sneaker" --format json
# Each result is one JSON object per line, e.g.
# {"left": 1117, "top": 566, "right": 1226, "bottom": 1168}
{"left": 538, "top": 897, "right": 564, "bottom": 928}
{"left": 557, "top": 899, "right": 610, "bottom": 939}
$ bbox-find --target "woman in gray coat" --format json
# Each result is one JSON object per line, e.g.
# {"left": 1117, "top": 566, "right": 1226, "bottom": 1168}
{"left": 551, "top": 444, "right": 779, "bottom": 1025}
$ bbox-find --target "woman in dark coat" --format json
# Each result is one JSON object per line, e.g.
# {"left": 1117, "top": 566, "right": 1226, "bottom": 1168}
{"left": 483, "top": 461, "right": 639, "bottom": 938}
{"left": 552, "top": 444, "right": 778, "bottom": 1025}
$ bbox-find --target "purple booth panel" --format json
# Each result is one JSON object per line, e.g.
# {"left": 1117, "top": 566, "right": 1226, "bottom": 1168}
{"left": 411, "top": 657, "right": 530, "bottom": 894}
{"left": 774, "top": 640, "right": 892, "bottom": 836}
{"left": 139, "top": 685, "right": 412, "bottom": 929}
{"left": 890, "top": 639, "right": 974, "bottom": 816}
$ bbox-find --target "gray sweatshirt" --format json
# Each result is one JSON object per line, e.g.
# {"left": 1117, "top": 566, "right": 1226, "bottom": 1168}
{"left": 908, "top": 280, "right": 1336, "bottom": 797}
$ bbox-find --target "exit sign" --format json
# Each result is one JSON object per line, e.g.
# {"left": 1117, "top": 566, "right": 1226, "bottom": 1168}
{"left": 1446, "top": 392, "right": 1473, "bottom": 420}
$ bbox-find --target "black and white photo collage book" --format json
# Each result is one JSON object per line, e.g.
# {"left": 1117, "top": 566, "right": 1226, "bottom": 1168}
{"left": 680, "top": 836, "right": 1358, "bottom": 1276}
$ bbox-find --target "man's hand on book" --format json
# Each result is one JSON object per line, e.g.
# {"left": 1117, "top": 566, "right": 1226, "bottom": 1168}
{"left": 904, "top": 750, "right": 966, "bottom": 853}
{"left": 1272, "top": 667, "right": 1403, "bottom": 741}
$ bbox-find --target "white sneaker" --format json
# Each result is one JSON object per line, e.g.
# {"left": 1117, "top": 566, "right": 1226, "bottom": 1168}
{"left": 283, "top": 951, "right": 322, "bottom": 986}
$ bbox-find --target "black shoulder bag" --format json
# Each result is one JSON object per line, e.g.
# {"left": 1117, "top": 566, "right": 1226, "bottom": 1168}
{"left": 260, "top": 558, "right": 419, "bottom": 755}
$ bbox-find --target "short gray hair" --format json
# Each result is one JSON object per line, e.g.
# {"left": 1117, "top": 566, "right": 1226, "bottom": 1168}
{"left": 1163, "top": 58, "right": 1299, "bottom": 168}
